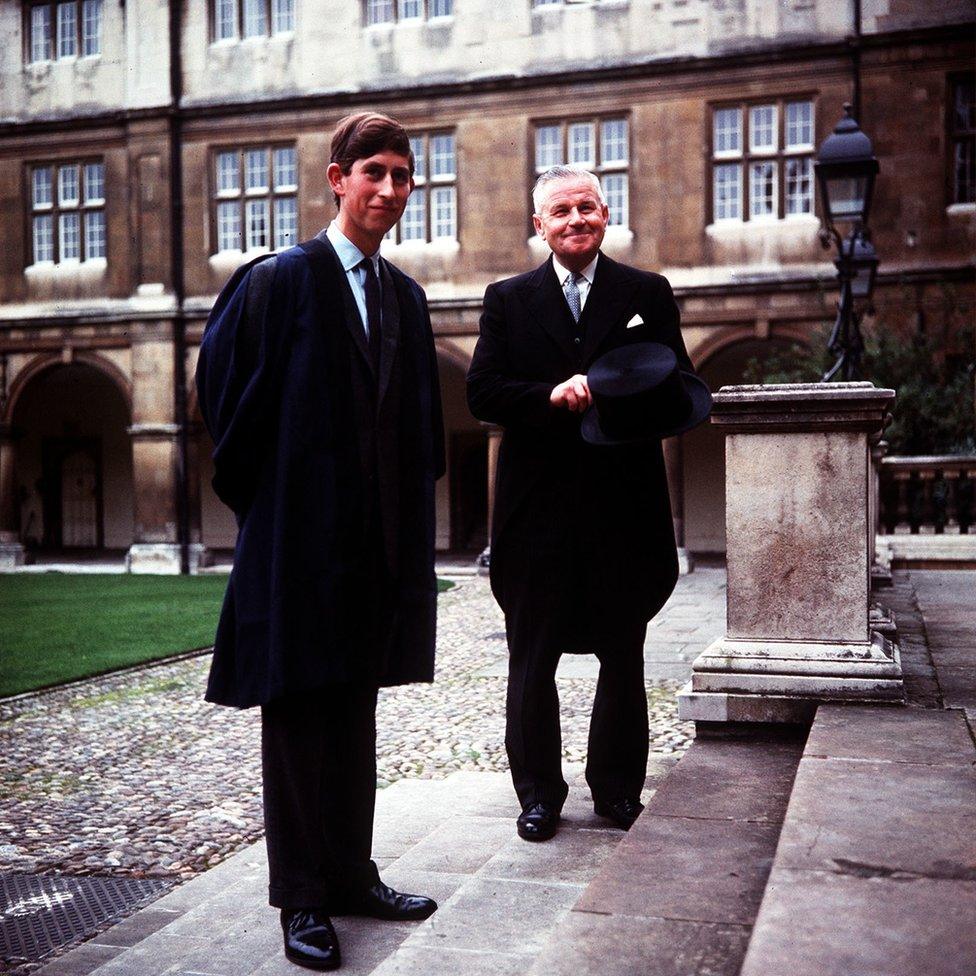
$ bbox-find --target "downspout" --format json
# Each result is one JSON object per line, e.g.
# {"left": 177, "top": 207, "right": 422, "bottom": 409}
{"left": 851, "top": 0, "right": 862, "bottom": 120}
{"left": 169, "top": 0, "right": 190, "bottom": 574}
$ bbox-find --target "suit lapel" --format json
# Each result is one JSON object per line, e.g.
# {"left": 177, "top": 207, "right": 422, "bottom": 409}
{"left": 517, "top": 258, "right": 578, "bottom": 360}
{"left": 377, "top": 258, "right": 401, "bottom": 410}
{"left": 579, "top": 253, "right": 640, "bottom": 364}
{"left": 313, "top": 228, "right": 374, "bottom": 377}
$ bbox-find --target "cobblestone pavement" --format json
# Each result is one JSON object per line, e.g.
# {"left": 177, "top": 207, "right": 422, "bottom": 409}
{"left": 0, "top": 571, "right": 726, "bottom": 883}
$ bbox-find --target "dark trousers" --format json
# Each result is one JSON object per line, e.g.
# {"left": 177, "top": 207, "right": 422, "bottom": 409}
{"left": 261, "top": 683, "right": 380, "bottom": 909}
{"left": 505, "top": 614, "right": 649, "bottom": 811}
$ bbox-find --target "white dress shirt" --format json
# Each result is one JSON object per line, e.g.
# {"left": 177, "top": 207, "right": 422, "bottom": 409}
{"left": 552, "top": 253, "right": 598, "bottom": 313}
{"left": 325, "top": 221, "right": 381, "bottom": 339}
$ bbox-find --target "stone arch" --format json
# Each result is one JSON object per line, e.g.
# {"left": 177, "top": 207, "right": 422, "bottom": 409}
{"left": 4, "top": 351, "right": 133, "bottom": 426}
{"left": 7, "top": 354, "right": 134, "bottom": 554}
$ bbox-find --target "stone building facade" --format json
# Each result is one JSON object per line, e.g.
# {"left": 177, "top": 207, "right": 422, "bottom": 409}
{"left": 0, "top": 0, "right": 973, "bottom": 570}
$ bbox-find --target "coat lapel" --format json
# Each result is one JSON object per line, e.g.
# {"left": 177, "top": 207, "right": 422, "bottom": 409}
{"left": 579, "top": 253, "right": 641, "bottom": 364}
{"left": 377, "top": 257, "right": 401, "bottom": 410}
{"left": 517, "top": 258, "right": 578, "bottom": 360}
{"left": 313, "top": 229, "right": 374, "bottom": 377}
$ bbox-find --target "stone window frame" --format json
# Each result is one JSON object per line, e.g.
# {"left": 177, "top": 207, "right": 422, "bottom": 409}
{"left": 948, "top": 72, "right": 975, "bottom": 206}
{"left": 24, "top": 0, "right": 102, "bottom": 64}
{"left": 210, "top": 0, "right": 295, "bottom": 43}
{"left": 26, "top": 158, "right": 107, "bottom": 267}
{"left": 385, "top": 130, "right": 458, "bottom": 244}
{"left": 210, "top": 143, "right": 300, "bottom": 255}
{"left": 363, "top": 0, "right": 454, "bottom": 28}
{"left": 530, "top": 115, "right": 631, "bottom": 230}
{"left": 708, "top": 95, "right": 817, "bottom": 226}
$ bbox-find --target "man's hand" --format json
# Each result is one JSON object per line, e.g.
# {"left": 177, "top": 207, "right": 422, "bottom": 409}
{"left": 550, "top": 374, "right": 591, "bottom": 413}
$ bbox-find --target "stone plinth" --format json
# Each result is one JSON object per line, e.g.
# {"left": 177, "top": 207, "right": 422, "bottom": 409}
{"left": 678, "top": 382, "right": 903, "bottom": 727}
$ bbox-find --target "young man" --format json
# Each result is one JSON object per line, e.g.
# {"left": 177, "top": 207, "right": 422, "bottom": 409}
{"left": 197, "top": 113, "right": 445, "bottom": 971}
{"left": 467, "top": 165, "right": 698, "bottom": 843}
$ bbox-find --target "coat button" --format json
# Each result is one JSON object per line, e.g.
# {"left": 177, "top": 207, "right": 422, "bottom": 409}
{"left": 574, "top": 337, "right": 581, "bottom": 345}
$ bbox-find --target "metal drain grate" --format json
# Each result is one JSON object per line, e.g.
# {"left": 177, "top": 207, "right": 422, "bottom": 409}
{"left": 0, "top": 871, "right": 174, "bottom": 966}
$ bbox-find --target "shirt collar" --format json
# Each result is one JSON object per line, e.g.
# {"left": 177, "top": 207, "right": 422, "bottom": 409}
{"left": 552, "top": 252, "right": 599, "bottom": 287}
{"left": 326, "top": 221, "right": 380, "bottom": 274}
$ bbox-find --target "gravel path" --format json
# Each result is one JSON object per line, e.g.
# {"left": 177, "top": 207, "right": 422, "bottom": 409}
{"left": 0, "top": 574, "right": 721, "bottom": 882}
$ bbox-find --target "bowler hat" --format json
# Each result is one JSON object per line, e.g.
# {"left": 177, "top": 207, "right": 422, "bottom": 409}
{"left": 581, "top": 342, "right": 712, "bottom": 445}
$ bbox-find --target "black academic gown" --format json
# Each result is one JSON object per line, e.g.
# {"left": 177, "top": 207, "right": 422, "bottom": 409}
{"left": 196, "top": 234, "right": 445, "bottom": 709}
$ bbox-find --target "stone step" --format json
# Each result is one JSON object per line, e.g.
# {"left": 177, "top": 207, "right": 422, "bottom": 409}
{"left": 740, "top": 704, "right": 976, "bottom": 976}
{"left": 31, "top": 762, "right": 677, "bottom": 976}
{"left": 525, "top": 732, "right": 806, "bottom": 976}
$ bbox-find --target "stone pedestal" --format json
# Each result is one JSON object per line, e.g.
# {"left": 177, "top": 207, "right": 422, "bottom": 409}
{"left": 126, "top": 421, "right": 181, "bottom": 574}
{"left": 678, "top": 382, "right": 903, "bottom": 728}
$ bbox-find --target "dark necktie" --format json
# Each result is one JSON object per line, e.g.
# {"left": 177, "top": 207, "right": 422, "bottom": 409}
{"left": 360, "top": 257, "right": 382, "bottom": 374}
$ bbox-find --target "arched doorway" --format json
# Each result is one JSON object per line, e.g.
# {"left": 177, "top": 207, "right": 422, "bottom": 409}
{"left": 684, "top": 336, "right": 810, "bottom": 555}
{"left": 436, "top": 350, "right": 486, "bottom": 554}
{"left": 10, "top": 361, "right": 133, "bottom": 557}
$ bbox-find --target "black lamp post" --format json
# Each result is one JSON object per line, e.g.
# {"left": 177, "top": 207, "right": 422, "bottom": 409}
{"left": 815, "top": 104, "right": 880, "bottom": 382}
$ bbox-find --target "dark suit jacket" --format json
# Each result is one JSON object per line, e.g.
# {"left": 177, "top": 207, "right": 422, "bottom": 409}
{"left": 466, "top": 253, "right": 693, "bottom": 647}
{"left": 196, "top": 233, "right": 445, "bottom": 707}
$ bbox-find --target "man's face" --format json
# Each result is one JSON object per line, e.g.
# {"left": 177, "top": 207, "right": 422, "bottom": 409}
{"left": 328, "top": 150, "right": 414, "bottom": 249}
{"left": 533, "top": 177, "right": 609, "bottom": 271}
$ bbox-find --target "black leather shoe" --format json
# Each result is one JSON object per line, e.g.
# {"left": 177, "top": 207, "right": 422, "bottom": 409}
{"left": 331, "top": 881, "right": 437, "bottom": 921}
{"left": 594, "top": 796, "right": 644, "bottom": 829}
{"left": 280, "top": 908, "right": 341, "bottom": 971}
{"left": 516, "top": 801, "right": 560, "bottom": 841}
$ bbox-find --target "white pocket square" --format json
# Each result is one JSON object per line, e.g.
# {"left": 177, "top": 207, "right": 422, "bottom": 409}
{"left": 626, "top": 314, "right": 644, "bottom": 328}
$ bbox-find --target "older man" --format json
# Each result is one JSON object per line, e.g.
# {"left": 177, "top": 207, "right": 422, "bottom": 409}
{"left": 467, "top": 164, "right": 698, "bottom": 842}
{"left": 198, "top": 113, "right": 444, "bottom": 971}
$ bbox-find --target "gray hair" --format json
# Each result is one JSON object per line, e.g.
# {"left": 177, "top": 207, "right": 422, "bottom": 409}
{"left": 532, "top": 165, "right": 606, "bottom": 214}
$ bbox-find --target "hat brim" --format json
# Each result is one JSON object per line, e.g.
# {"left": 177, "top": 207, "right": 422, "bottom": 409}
{"left": 580, "top": 372, "right": 713, "bottom": 445}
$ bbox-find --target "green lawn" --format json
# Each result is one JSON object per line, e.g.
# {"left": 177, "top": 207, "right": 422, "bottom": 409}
{"left": 0, "top": 574, "right": 454, "bottom": 698}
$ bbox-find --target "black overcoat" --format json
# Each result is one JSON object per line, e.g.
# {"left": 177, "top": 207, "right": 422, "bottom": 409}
{"left": 196, "top": 236, "right": 444, "bottom": 708}
{"left": 466, "top": 253, "right": 694, "bottom": 650}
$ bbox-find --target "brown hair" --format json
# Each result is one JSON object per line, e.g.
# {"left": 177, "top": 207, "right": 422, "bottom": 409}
{"left": 330, "top": 112, "right": 414, "bottom": 206}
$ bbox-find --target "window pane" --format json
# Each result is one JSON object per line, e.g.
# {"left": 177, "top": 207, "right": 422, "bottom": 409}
{"left": 431, "top": 185, "right": 456, "bottom": 239}
{"left": 273, "top": 146, "right": 297, "bottom": 189}
{"left": 785, "top": 156, "right": 814, "bottom": 215}
{"left": 215, "top": 0, "right": 237, "bottom": 39}
{"left": 430, "top": 0, "right": 453, "bottom": 16}
{"left": 401, "top": 188, "right": 426, "bottom": 241}
{"left": 953, "top": 77, "right": 975, "bottom": 133}
{"left": 31, "top": 5, "right": 53, "bottom": 61}
{"left": 59, "top": 165, "right": 80, "bottom": 206}
{"left": 32, "top": 167, "right": 53, "bottom": 209}
{"left": 245, "top": 198, "right": 270, "bottom": 249}
{"left": 713, "top": 162, "right": 741, "bottom": 221}
{"left": 409, "top": 136, "right": 426, "bottom": 181}
{"left": 785, "top": 101, "right": 814, "bottom": 150}
{"left": 535, "top": 125, "right": 562, "bottom": 170}
{"left": 84, "top": 162, "right": 105, "bottom": 204}
{"left": 33, "top": 214, "right": 54, "bottom": 262}
{"left": 603, "top": 173, "right": 628, "bottom": 228}
{"left": 60, "top": 211, "right": 81, "bottom": 260}
{"left": 271, "top": 0, "right": 295, "bottom": 32}
{"left": 217, "top": 201, "right": 241, "bottom": 251}
{"left": 954, "top": 139, "right": 975, "bottom": 204}
{"left": 216, "top": 151, "right": 240, "bottom": 194}
{"left": 82, "top": 0, "right": 101, "bottom": 55}
{"left": 713, "top": 107, "right": 741, "bottom": 156}
{"left": 274, "top": 196, "right": 297, "bottom": 249}
{"left": 57, "top": 2, "right": 77, "bottom": 57}
{"left": 85, "top": 210, "right": 106, "bottom": 259}
{"left": 749, "top": 161, "right": 777, "bottom": 217}
{"left": 399, "top": 0, "right": 422, "bottom": 18}
{"left": 533, "top": 0, "right": 562, "bottom": 6}
{"left": 600, "top": 118, "right": 628, "bottom": 165}
{"left": 567, "top": 122, "right": 595, "bottom": 167}
{"left": 430, "top": 134, "right": 455, "bottom": 179}
{"left": 749, "top": 104, "right": 777, "bottom": 153}
{"left": 366, "top": 0, "right": 395, "bottom": 24}
{"left": 245, "top": 149, "right": 269, "bottom": 192}
{"left": 242, "top": 0, "right": 268, "bottom": 37}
